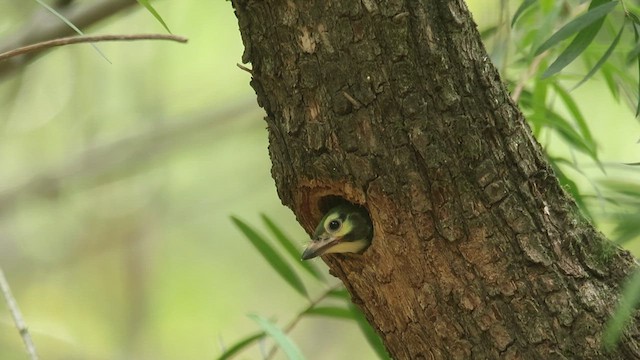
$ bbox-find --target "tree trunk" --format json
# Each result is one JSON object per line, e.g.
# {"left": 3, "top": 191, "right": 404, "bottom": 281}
{"left": 231, "top": 0, "right": 640, "bottom": 358}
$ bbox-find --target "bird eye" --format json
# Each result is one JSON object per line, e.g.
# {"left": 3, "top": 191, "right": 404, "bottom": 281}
{"left": 327, "top": 219, "right": 342, "bottom": 232}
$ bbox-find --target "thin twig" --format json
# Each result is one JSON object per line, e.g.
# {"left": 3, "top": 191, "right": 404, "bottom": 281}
{"left": 0, "top": 267, "right": 39, "bottom": 360}
{"left": 236, "top": 63, "right": 253, "bottom": 74}
{"left": 0, "top": 98, "right": 258, "bottom": 216}
{"left": 511, "top": 52, "right": 547, "bottom": 103}
{"left": 342, "top": 91, "right": 362, "bottom": 109}
{"left": 265, "top": 283, "right": 344, "bottom": 360}
{"left": 0, "top": 0, "right": 138, "bottom": 78}
{"left": 0, "top": 34, "right": 188, "bottom": 62}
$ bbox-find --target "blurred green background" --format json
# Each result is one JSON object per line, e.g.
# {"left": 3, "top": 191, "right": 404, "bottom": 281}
{"left": 0, "top": 1, "right": 638, "bottom": 359}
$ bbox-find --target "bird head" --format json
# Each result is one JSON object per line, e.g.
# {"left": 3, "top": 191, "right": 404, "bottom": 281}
{"left": 301, "top": 204, "right": 373, "bottom": 260}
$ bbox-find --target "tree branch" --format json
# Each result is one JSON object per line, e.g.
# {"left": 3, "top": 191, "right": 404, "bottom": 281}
{"left": 0, "top": 267, "right": 39, "bottom": 360}
{"left": 0, "top": 34, "right": 188, "bottom": 62}
{"left": 0, "top": 98, "right": 259, "bottom": 215}
{"left": 0, "top": 0, "right": 138, "bottom": 78}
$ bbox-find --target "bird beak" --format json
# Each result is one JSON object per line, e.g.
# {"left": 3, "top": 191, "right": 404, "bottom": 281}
{"left": 301, "top": 233, "right": 340, "bottom": 260}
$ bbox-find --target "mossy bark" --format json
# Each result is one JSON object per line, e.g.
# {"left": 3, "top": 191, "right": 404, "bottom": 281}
{"left": 231, "top": 0, "right": 640, "bottom": 358}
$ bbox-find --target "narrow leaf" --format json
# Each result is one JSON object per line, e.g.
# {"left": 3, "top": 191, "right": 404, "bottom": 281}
{"left": 633, "top": 23, "right": 640, "bottom": 117}
{"left": 248, "top": 314, "right": 305, "bottom": 360}
{"left": 512, "top": 0, "right": 537, "bottom": 28}
{"left": 480, "top": 26, "right": 498, "bottom": 41}
{"left": 261, "top": 214, "right": 324, "bottom": 282}
{"left": 600, "top": 63, "right": 620, "bottom": 101}
{"left": 552, "top": 83, "right": 596, "bottom": 150}
{"left": 602, "top": 179, "right": 640, "bottom": 197}
{"left": 627, "top": 41, "right": 640, "bottom": 64}
{"left": 304, "top": 306, "right": 354, "bottom": 320}
{"left": 612, "top": 215, "right": 640, "bottom": 244}
{"left": 349, "top": 305, "right": 390, "bottom": 360}
{"left": 327, "top": 288, "right": 350, "bottom": 299}
{"left": 231, "top": 216, "right": 308, "bottom": 298}
{"left": 528, "top": 6, "right": 561, "bottom": 58}
{"left": 604, "top": 269, "right": 640, "bottom": 349}
{"left": 548, "top": 158, "right": 591, "bottom": 218}
{"left": 136, "top": 0, "right": 172, "bottom": 33}
{"left": 34, "top": 0, "right": 109, "bottom": 62}
{"left": 535, "top": 1, "right": 618, "bottom": 56}
{"left": 544, "top": 110, "right": 598, "bottom": 161}
{"left": 541, "top": 1, "right": 612, "bottom": 79}
{"left": 527, "top": 78, "right": 549, "bottom": 137}
{"left": 573, "top": 21, "right": 625, "bottom": 89}
{"left": 217, "top": 331, "right": 265, "bottom": 360}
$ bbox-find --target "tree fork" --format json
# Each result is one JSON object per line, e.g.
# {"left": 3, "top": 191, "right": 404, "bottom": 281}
{"left": 231, "top": 0, "right": 640, "bottom": 358}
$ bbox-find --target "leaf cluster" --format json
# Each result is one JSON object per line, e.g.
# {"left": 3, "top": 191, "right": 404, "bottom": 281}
{"left": 501, "top": 0, "right": 640, "bottom": 349}
{"left": 486, "top": 0, "right": 640, "bottom": 221}
{"left": 224, "top": 216, "right": 389, "bottom": 360}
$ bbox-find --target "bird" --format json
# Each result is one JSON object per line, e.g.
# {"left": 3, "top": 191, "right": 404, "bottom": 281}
{"left": 301, "top": 203, "right": 373, "bottom": 260}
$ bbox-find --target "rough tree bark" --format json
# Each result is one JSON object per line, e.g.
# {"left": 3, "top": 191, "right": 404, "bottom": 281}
{"left": 231, "top": 0, "right": 640, "bottom": 358}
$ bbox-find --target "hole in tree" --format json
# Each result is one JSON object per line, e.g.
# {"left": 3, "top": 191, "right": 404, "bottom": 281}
{"left": 317, "top": 195, "right": 351, "bottom": 214}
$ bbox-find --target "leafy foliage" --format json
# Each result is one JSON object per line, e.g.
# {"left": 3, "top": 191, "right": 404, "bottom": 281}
{"left": 34, "top": 0, "right": 108, "bottom": 61}
{"left": 493, "top": 0, "right": 640, "bottom": 219}
{"left": 536, "top": 0, "right": 618, "bottom": 78}
{"left": 503, "top": 0, "right": 640, "bottom": 349}
{"left": 248, "top": 314, "right": 305, "bottom": 360}
{"left": 225, "top": 217, "right": 390, "bottom": 359}
{"left": 230, "top": 216, "right": 308, "bottom": 298}
{"left": 604, "top": 269, "right": 640, "bottom": 349}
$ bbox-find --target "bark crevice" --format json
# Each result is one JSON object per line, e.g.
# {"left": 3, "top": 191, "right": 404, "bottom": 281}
{"left": 231, "top": 0, "right": 640, "bottom": 358}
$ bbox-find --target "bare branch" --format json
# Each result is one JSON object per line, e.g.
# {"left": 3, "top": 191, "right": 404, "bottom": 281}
{"left": 0, "top": 267, "right": 39, "bottom": 360}
{"left": 0, "top": 34, "right": 188, "bottom": 62}
{"left": 0, "top": 0, "right": 138, "bottom": 78}
{"left": 236, "top": 62, "right": 253, "bottom": 74}
{"left": 0, "top": 98, "right": 259, "bottom": 215}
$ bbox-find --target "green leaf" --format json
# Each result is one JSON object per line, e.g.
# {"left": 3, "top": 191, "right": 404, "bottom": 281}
{"left": 512, "top": 0, "right": 537, "bottom": 28}
{"left": 541, "top": 0, "right": 615, "bottom": 78}
{"left": 261, "top": 214, "right": 324, "bottom": 282}
{"left": 35, "top": 0, "right": 84, "bottom": 35}
{"left": 248, "top": 314, "right": 305, "bottom": 360}
{"left": 528, "top": 6, "right": 562, "bottom": 59}
{"left": 633, "top": 23, "right": 640, "bottom": 117}
{"left": 231, "top": 216, "right": 308, "bottom": 298}
{"left": 573, "top": 21, "right": 625, "bottom": 89}
{"left": 626, "top": 14, "right": 640, "bottom": 63}
{"left": 551, "top": 83, "right": 597, "bottom": 155}
{"left": 602, "top": 179, "right": 640, "bottom": 198}
{"left": 34, "top": 0, "right": 109, "bottom": 62}
{"left": 535, "top": 1, "right": 618, "bottom": 56}
{"left": 304, "top": 306, "right": 354, "bottom": 320}
{"left": 349, "top": 304, "right": 390, "bottom": 360}
{"left": 627, "top": 40, "right": 640, "bottom": 64}
{"left": 604, "top": 269, "right": 640, "bottom": 349}
{"left": 548, "top": 158, "right": 591, "bottom": 218}
{"left": 601, "top": 63, "right": 621, "bottom": 101}
{"left": 526, "top": 78, "right": 550, "bottom": 137}
{"left": 480, "top": 25, "right": 498, "bottom": 41}
{"left": 612, "top": 214, "right": 640, "bottom": 244}
{"left": 136, "top": 0, "right": 172, "bottom": 33}
{"left": 327, "top": 288, "right": 350, "bottom": 299}
{"left": 543, "top": 109, "right": 598, "bottom": 161}
{"left": 216, "top": 331, "right": 265, "bottom": 360}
